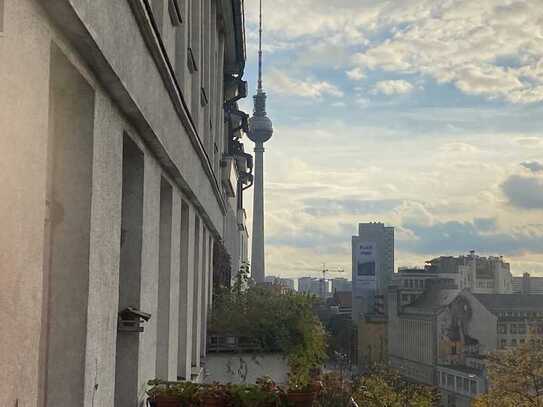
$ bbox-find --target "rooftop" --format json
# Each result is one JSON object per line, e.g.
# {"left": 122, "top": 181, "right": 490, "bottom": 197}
{"left": 404, "top": 288, "right": 461, "bottom": 314}
{"left": 473, "top": 294, "right": 543, "bottom": 312}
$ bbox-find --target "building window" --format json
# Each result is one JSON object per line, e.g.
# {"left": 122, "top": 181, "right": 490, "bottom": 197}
{"left": 463, "top": 378, "right": 469, "bottom": 394}
{"left": 511, "top": 339, "right": 517, "bottom": 346}
{"left": 498, "top": 324, "right": 507, "bottom": 334}
{"left": 470, "top": 380, "right": 477, "bottom": 395}
{"left": 518, "top": 324, "right": 527, "bottom": 334}
{"left": 500, "top": 339, "right": 506, "bottom": 348}
{"left": 511, "top": 324, "right": 518, "bottom": 334}
{"left": 447, "top": 374, "right": 454, "bottom": 389}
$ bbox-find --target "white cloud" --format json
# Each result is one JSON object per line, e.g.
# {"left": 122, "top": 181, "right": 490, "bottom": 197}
{"left": 346, "top": 67, "right": 365, "bottom": 80}
{"left": 371, "top": 80, "right": 415, "bottom": 95}
{"left": 349, "top": 0, "right": 543, "bottom": 103}
{"left": 514, "top": 137, "right": 543, "bottom": 147}
{"left": 439, "top": 142, "right": 479, "bottom": 154}
{"left": 266, "top": 70, "right": 343, "bottom": 98}
{"left": 241, "top": 0, "right": 543, "bottom": 276}
{"left": 246, "top": 0, "right": 543, "bottom": 103}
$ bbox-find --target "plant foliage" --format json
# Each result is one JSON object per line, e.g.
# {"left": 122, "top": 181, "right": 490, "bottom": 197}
{"left": 352, "top": 365, "right": 440, "bottom": 407}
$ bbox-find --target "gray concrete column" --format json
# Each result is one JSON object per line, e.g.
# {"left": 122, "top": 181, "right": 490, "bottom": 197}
{"left": 137, "top": 152, "right": 162, "bottom": 400}
{"left": 200, "top": 228, "right": 210, "bottom": 357}
{"left": 168, "top": 191, "right": 182, "bottom": 381}
{"left": 84, "top": 92, "right": 123, "bottom": 407}
{"left": 251, "top": 142, "right": 265, "bottom": 283}
{"left": 177, "top": 201, "right": 195, "bottom": 380}
{"left": 191, "top": 215, "right": 203, "bottom": 370}
{"left": 208, "top": 236, "right": 214, "bottom": 310}
{"left": 156, "top": 179, "right": 173, "bottom": 380}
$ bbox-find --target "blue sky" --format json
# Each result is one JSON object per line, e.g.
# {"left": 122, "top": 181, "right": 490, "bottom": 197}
{"left": 240, "top": 0, "right": 543, "bottom": 280}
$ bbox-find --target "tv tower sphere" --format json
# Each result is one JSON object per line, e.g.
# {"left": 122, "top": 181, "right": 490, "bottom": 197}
{"left": 248, "top": 92, "right": 273, "bottom": 144}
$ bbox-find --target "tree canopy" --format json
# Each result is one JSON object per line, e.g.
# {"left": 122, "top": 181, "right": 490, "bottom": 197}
{"left": 352, "top": 366, "right": 440, "bottom": 407}
{"left": 474, "top": 340, "right": 543, "bottom": 407}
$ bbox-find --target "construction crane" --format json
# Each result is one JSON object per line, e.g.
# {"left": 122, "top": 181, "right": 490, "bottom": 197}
{"left": 319, "top": 263, "right": 344, "bottom": 299}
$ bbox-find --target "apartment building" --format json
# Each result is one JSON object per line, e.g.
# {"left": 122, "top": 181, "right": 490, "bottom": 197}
{"left": 388, "top": 286, "right": 543, "bottom": 406}
{"left": 513, "top": 272, "right": 543, "bottom": 295}
{"left": 1, "top": 1, "right": 251, "bottom": 406}
{"left": 393, "top": 251, "right": 514, "bottom": 306}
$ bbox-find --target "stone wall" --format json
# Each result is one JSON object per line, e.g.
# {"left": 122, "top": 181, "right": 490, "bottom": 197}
{"left": 204, "top": 354, "right": 289, "bottom": 385}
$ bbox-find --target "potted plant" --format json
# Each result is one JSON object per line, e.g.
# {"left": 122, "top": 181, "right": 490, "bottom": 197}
{"left": 315, "top": 372, "right": 352, "bottom": 407}
{"left": 146, "top": 380, "right": 199, "bottom": 407}
{"left": 256, "top": 376, "right": 284, "bottom": 407}
{"left": 198, "top": 383, "right": 230, "bottom": 407}
{"left": 285, "top": 363, "right": 317, "bottom": 407}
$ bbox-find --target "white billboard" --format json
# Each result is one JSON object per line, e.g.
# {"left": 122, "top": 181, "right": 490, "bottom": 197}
{"left": 355, "top": 241, "right": 377, "bottom": 291}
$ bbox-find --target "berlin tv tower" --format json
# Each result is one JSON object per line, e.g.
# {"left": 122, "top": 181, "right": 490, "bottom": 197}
{"left": 248, "top": 0, "right": 273, "bottom": 284}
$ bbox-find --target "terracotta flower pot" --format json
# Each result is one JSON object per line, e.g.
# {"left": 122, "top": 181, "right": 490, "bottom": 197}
{"left": 286, "top": 391, "right": 316, "bottom": 407}
{"left": 153, "top": 394, "right": 181, "bottom": 407}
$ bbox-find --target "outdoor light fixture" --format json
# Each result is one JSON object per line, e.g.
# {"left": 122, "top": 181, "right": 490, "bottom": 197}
{"left": 118, "top": 306, "right": 151, "bottom": 333}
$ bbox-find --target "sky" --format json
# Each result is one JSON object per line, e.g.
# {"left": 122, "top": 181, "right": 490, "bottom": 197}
{"left": 239, "top": 0, "right": 543, "bottom": 281}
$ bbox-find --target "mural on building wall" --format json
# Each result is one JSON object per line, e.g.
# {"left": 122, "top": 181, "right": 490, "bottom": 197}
{"left": 438, "top": 296, "right": 480, "bottom": 365}
{"left": 356, "top": 242, "right": 377, "bottom": 291}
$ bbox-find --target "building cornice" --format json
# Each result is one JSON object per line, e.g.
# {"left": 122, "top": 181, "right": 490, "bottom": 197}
{"left": 41, "top": 0, "right": 235, "bottom": 237}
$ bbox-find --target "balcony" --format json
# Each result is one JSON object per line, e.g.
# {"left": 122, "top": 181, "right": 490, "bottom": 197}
{"left": 237, "top": 208, "right": 246, "bottom": 231}
{"left": 221, "top": 157, "right": 238, "bottom": 198}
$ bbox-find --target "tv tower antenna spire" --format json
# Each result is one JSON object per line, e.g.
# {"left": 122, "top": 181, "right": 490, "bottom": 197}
{"left": 257, "top": 0, "right": 263, "bottom": 91}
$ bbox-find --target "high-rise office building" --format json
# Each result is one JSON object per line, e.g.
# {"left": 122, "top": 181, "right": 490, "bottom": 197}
{"left": 331, "top": 277, "right": 352, "bottom": 293}
{"left": 352, "top": 222, "right": 394, "bottom": 319}
{"left": 298, "top": 277, "right": 330, "bottom": 298}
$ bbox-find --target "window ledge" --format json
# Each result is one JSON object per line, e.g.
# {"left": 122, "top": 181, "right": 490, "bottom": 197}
{"left": 187, "top": 47, "right": 198, "bottom": 73}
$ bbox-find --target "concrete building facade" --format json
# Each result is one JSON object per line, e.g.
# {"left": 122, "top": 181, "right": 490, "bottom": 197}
{"left": 0, "top": 1, "right": 251, "bottom": 406}
{"left": 393, "top": 252, "right": 514, "bottom": 307}
{"left": 387, "top": 284, "right": 543, "bottom": 406}
{"left": 265, "top": 276, "right": 295, "bottom": 290}
{"left": 298, "top": 276, "right": 330, "bottom": 298}
{"left": 331, "top": 277, "right": 352, "bottom": 293}
{"left": 388, "top": 288, "right": 497, "bottom": 406}
{"left": 513, "top": 272, "right": 543, "bottom": 295}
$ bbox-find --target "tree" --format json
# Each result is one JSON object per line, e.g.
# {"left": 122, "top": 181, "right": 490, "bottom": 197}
{"left": 352, "top": 365, "right": 440, "bottom": 407}
{"left": 208, "top": 281, "right": 328, "bottom": 389}
{"left": 474, "top": 340, "right": 543, "bottom": 407}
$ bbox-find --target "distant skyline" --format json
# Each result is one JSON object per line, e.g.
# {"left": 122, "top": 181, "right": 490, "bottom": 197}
{"left": 241, "top": 0, "right": 543, "bottom": 280}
